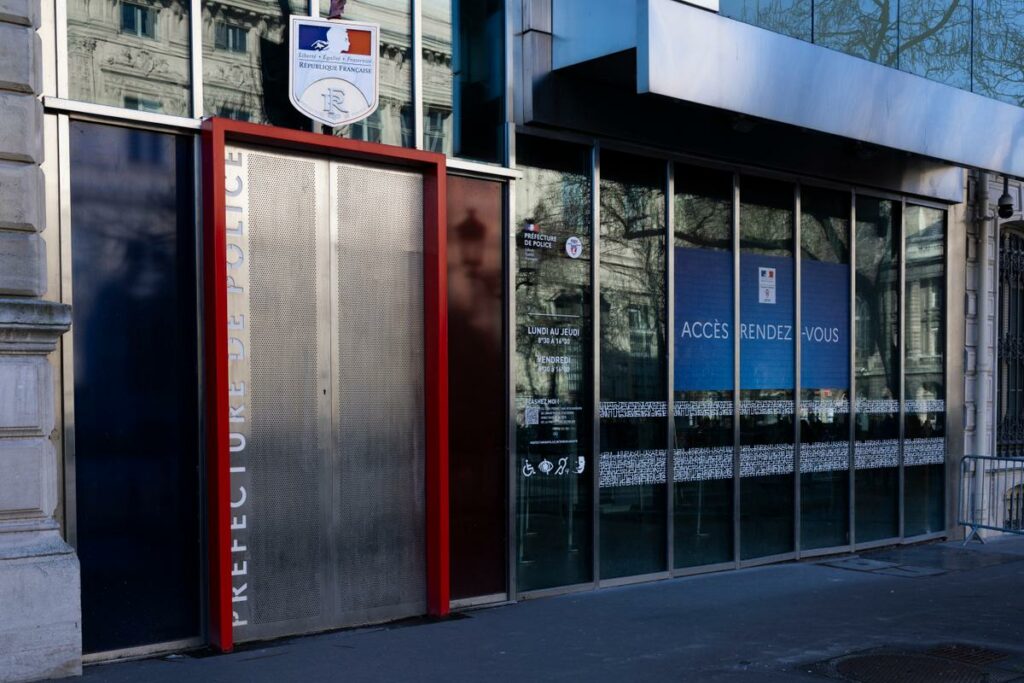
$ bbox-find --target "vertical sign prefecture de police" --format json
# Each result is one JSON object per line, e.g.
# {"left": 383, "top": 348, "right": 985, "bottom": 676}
{"left": 289, "top": 16, "right": 379, "bottom": 127}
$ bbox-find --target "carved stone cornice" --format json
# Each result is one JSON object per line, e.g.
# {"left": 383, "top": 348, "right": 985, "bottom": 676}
{"left": 0, "top": 298, "right": 71, "bottom": 354}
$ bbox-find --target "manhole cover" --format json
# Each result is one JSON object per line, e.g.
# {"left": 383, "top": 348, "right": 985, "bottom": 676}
{"left": 926, "top": 644, "right": 1010, "bottom": 666}
{"left": 826, "top": 653, "right": 986, "bottom": 683}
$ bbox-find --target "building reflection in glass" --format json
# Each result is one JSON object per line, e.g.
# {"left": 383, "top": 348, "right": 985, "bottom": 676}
{"left": 515, "top": 137, "right": 593, "bottom": 592}
{"left": 903, "top": 205, "right": 945, "bottom": 535}
{"left": 68, "top": 0, "right": 193, "bottom": 115}
{"left": 738, "top": 176, "right": 795, "bottom": 560}
{"left": 799, "top": 187, "right": 851, "bottom": 550}
{"left": 598, "top": 150, "right": 667, "bottom": 579}
{"left": 854, "top": 196, "right": 901, "bottom": 542}
{"left": 673, "top": 164, "right": 734, "bottom": 568}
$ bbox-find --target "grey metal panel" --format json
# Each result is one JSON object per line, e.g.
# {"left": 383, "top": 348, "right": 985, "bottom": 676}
{"left": 244, "top": 150, "right": 328, "bottom": 629}
{"left": 549, "top": 0, "right": 1024, "bottom": 181}
{"left": 638, "top": 0, "right": 1024, "bottom": 180}
{"left": 334, "top": 161, "right": 427, "bottom": 625}
{"left": 552, "top": 0, "right": 638, "bottom": 70}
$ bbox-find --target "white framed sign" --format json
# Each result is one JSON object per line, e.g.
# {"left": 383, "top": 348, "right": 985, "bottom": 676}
{"left": 289, "top": 16, "right": 379, "bottom": 128}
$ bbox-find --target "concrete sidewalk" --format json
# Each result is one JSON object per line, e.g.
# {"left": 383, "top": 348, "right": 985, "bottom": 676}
{"left": 82, "top": 537, "right": 1024, "bottom": 682}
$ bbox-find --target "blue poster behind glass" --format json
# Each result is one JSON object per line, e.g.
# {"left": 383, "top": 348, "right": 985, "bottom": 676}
{"left": 675, "top": 248, "right": 733, "bottom": 391}
{"left": 800, "top": 258, "right": 849, "bottom": 389}
{"left": 739, "top": 252, "right": 795, "bottom": 390}
{"left": 675, "top": 248, "right": 848, "bottom": 391}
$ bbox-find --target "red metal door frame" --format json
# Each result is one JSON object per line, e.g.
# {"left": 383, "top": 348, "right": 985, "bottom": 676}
{"left": 201, "top": 117, "right": 449, "bottom": 652}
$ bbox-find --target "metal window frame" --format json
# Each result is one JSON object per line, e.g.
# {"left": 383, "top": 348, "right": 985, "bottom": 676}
{"left": 901, "top": 200, "right": 953, "bottom": 542}
{"left": 511, "top": 127, "right": 956, "bottom": 594}
{"left": 201, "top": 117, "right": 450, "bottom": 652}
{"left": 794, "top": 184, "right": 855, "bottom": 556}
{"left": 852, "top": 191, "right": 904, "bottom": 552}
{"left": 55, "top": 0, "right": 515, "bottom": 169}
{"left": 591, "top": 141, "right": 602, "bottom": 586}
{"left": 794, "top": 182, "right": 803, "bottom": 556}
{"left": 50, "top": 112, "right": 209, "bottom": 659}
{"left": 849, "top": 188, "right": 857, "bottom": 549}
{"left": 665, "top": 160, "right": 675, "bottom": 572}
{"left": 442, "top": 165, "right": 513, "bottom": 609}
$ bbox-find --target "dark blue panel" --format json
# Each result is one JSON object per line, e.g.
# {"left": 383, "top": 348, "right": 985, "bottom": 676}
{"left": 675, "top": 247, "right": 733, "bottom": 392}
{"left": 69, "top": 121, "right": 200, "bottom": 653}
{"left": 800, "top": 259, "right": 849, "bottom": 389}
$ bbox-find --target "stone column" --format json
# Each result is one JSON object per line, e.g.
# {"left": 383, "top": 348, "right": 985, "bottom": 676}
{"left": 0, "top": 1, "right": 81, "bottom": 680}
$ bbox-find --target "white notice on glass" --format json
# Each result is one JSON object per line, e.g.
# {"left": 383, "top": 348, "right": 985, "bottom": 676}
{"left": 758, "top": 266, "right": 776, "bottom": 304}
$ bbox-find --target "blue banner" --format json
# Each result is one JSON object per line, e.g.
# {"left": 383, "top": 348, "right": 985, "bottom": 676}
{"left": 674, "top": 247, "right": 849, "bottom": 391}
{"left": 800, "top": 258, "right": 850, "bottom": 389}
{"left": 675, "top": 248, "right": 733, "bottom": 391}
{"left": 739, "top": 253, "right": 795, "bottom": 390}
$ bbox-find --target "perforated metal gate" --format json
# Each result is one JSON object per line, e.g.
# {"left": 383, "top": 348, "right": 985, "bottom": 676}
{"left": 224, "top": 145, "right": 426, "bottom": 642}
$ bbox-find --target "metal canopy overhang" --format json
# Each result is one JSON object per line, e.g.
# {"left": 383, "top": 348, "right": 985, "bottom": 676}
{"left": 553, "top": 0, "right": 1024, "bottom": 183}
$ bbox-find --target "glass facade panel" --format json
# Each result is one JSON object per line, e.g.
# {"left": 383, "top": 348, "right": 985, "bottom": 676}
{"left": 599, "top": 151, "right": 667, "bottom": 579}
{"left": 202, "top": 1, "right": 309, "bottom": 128}
{"left": 854, "top": 196, "right": 901, "bottom": 543}
{"left": 325, "top": 0, "right": 413, "bottom": 144}
{"left": 423, "top": 0, "right": 505, "bottom": 161}
{"left": 720, "top": 0, "right": 1024, "bottom": 104}
{"left": 515, "top": 137, "right": 593, "bottom": 592}
{"left": 898, "top": 0, "right": 971, "bottom": 89}
{"left": 814, "top": 0, "right": 897, "bottom": 66}
{"left": 799, "top": 187, "right": 851, "bottom": 550}
{"left": 448, "top": 174, "right": 506, "bottom": 599}
{"left": 673, "top": 164, "right": 734, "bottom": 568}
{"left": 973, "top": 0, "right": 1024, "bottom": 106}
{"left": 68, "top": 0, "right": 192, "bottom": 115}
{"left": 719, "top": 0, "right": 812, "bottom": 41}
{"left": 738, "top": 176, "right": 795, "bottom": 560}
{"left": 69, "top": 121, "right": 200, "bottom": 652}
{"left": 903, "top": 205, "right": 946, "bottom": 536}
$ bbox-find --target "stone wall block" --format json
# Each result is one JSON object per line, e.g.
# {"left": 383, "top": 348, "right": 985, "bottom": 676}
{"left": 0, "top": 22, "right": 38, "bottom": 94}
{"left": 0, "top": 355, "right": 51, "bottom": 437}
{"left": 0, "top": 0, "right": 38, "bottom": 28}
{"left": 0, "top": 554, "right": 81, "bottom": 682}
{"left": 0, "top": 92, "right": 42, "bottom": 164}
{"left": 0, "top": 162, "right": 43, "bottom": 231}
{"left": 0, "top": 438, "right": 51, "bottom": 520}
{"left": 0, "top": 231, "right": 44, "bottom": 296}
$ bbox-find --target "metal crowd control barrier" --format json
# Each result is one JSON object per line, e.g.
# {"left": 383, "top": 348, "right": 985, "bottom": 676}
{"left": 959, "top": 455, "right": 1024, "bottom": 543}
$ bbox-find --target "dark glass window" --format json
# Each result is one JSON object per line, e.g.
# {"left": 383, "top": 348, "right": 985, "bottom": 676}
{"left": 123, "top": 95, "right": 163, "bottom": 113}
{"left": 898, "top": 0, "right": 971, "bottom": 89}
{"left": 719, "top": 0, "right": 812, "bottom": 41}
{"left": 800, "top": 187, "right": 851, "bottom": 550}
{"left": 854, "top": 196, "right": 901, "bottom": 543}
{"left": 599, "top": 151, "right": 667, "bottom": 579}
{"left": 903, "top": 205, "right": 946, "bottom": 536}
{"left": 215, "top": 21, "right": 248, "bottom": 53}
{"left": 423, "top": 0, "right": 505, "bottom": 161}
{"left": 70, "top": 121, "right": 200, "bottom": 653}
{"left": 121, "top": 2, "right": 157, "bottom": 38}
{"left": 673, "top": 164, "right": 734, "bottom": 568}
{"left": 515, "top": 137, "right": 593, "bottom": 591}
{"left": 349, "top": 109, "right": 384, "bottom": 144}
{"left": 738, "top": 176, "right": 795, "bottom": 560}
{"left": 448, "top": 174, "right": 507, "bottom": 599}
